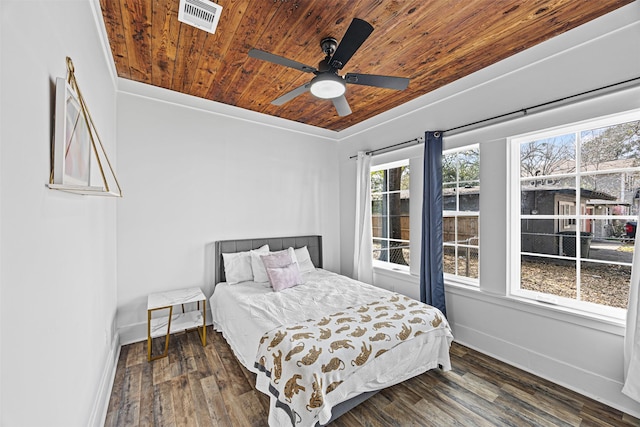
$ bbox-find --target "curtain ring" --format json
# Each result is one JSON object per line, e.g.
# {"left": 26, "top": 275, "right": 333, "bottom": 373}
{"left": 433, "top": 131, "right": 441, "bottom": 138}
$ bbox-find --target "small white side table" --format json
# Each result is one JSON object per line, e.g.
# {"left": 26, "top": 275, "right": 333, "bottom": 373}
{"left": 147, "top": 287, "right": 206, "bottom": 361}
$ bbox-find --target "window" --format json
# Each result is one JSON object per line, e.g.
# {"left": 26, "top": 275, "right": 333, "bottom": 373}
{"left": 442, "top": 146, "right": 480, "bottom": 283}
{"left": 371, "top": 160, "right": 410, "bottom": 270}
{"left": 512, "top": 113, "right": 640, "bottom": 315}
{"left": 558, "top": 201, "right": 576, "bottom": 229}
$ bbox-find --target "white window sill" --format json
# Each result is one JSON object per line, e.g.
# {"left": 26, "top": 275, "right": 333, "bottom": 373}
{"left": 444, "top": 274, "right": 479, "bottom": 288}
{"left": 373, "top": 265, "right": 417, "bottom": 282}
{"left": 444, "top": 281, "right": 625, "bottom": 336}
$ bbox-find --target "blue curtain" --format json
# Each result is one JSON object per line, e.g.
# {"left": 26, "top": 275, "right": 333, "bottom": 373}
{"left": 420, "top": 131, "right": 447, "bottom": 317}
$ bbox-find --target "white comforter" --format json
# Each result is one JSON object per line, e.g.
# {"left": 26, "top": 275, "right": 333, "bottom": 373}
{"left": 210, "top": 269, "right": 453, "bottom": 426}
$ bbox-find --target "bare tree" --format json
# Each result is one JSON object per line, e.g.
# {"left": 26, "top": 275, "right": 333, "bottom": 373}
{"left": 581, "top": 121, "right": 640, "bottom": 170}
{"left": 520, "top": 135, "right": 575, "bottom": 177}
{"left": 580, "top": 121, "right": 640, "bottom": 198}
{"left": 443, "top": 149, "right": 479, "bottom": 183}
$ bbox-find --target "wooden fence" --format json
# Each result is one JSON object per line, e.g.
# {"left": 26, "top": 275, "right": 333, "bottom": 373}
{"left": 372, "top": 215, "right": 410, "bottom": 240}
{"left": 443, "top": 216, "right": 478, "bottom": 243}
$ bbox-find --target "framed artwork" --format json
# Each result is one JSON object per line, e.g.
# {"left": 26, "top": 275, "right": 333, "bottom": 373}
{"left": 48, "top": 58, "right": 122, "bottom": 197}
{"left": 52, "top": 77, "right": 91, "bottom": 186}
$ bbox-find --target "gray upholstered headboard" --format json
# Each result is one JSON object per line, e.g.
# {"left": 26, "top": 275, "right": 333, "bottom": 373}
{"left": 214, "top": 235, "right": 323, "bottom": 284}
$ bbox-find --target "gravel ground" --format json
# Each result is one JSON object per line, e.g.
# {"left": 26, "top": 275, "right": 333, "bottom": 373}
{"left": 520, "top": 258, "right": 630, "bottom": 309}
{"left": 444, "top": 254, "right": 630, "bottom": 309}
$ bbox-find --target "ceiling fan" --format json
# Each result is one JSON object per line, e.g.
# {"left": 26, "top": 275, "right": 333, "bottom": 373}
{"left": 248, "top": 18, "right": 410, "bottom": 117}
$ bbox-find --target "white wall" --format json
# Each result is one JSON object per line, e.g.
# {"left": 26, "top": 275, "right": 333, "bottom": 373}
{"left": 0, "top": 1, "right": 118, "bottom": 426}
{"left": 115, "top": 90, "right": 341, "bottom": 343}
{"left": 1, "top": 0, "right": 637, "bottom": 423}
{"left": 338, "top": 3, "right": 640, "bottom": 417}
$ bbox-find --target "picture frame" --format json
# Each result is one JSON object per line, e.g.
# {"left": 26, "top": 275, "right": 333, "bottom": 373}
{"left": 52, "top": 77, "right": 91, "bottom": 186}
{"left": 48, "top": 57, "right": 122, "bottom": 197}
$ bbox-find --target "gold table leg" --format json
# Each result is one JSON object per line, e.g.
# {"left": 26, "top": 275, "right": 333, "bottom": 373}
{"left": 147, "top": 305, "right": 173, "bottom": 362}
{"left": 197, "top": 299, "right": 207, "bottom": 347}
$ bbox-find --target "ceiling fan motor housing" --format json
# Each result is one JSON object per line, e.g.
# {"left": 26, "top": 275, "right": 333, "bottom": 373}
{"left": 317, "top": 59, "right": 331, "bottom": 72}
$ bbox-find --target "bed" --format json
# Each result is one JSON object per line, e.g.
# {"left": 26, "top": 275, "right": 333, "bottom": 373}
{"left": 210, "top": 235, "right": 453, "bottom": 426}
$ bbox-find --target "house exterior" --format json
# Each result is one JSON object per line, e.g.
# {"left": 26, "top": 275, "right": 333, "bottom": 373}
{"left": 444, "top": 162, "right": 639, "bottom": 258}
{"left": 520, "top": 187, "right": 618, "bottom": 256}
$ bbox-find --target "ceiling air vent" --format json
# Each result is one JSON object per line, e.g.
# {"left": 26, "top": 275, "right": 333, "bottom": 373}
{"left": 178, "top": 0, "right": 223, "bottom": 35}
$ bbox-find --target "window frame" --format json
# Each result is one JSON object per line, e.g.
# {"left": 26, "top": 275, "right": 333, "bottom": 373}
{"left": 558, "top": 201, "right": 576, "bottom": 230}
{"left": 371, "top": 159, "right": 411, "bottom": 273}
{"left": 508, "top": 110, "right": 640, "bottom": 320}
{"left": 442, "top": 144, "right": 480, "bottom": 286}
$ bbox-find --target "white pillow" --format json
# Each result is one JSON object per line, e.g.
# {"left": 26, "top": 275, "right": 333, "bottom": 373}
{"left": 261, "top": 249, "right": 303, "bottom": 292}
{"left": 252, "top": 247, "right": 295, "bottom": 282}
{"left": 294, "top": 246, "right": 315, "bottom": 273}
{"left": 222, "top": 244, "right": 269, "bottom": 284}
{"left": 250, "top": 248, "right": 270, "bottom": 283}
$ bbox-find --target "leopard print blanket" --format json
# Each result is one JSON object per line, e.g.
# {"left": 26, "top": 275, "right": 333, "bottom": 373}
{"left": 254, "top": 293, "right": 450, "bottom": 426}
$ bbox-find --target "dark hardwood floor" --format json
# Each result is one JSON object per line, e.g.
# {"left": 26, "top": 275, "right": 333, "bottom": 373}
{"left": 106, "top": 328, "right": 639, "bottom": 426}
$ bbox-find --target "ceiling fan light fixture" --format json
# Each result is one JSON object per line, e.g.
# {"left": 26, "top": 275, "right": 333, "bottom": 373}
{"left": 310, "top": 73, "right": 346, "bottom": 99}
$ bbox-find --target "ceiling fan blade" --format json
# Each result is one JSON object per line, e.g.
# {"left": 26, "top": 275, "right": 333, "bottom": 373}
{"left": 329, "top": 18, "right": 374, "bottom": 70}
{"left": 345, "top": 73, "right": 409, "bottom": 90}
{"left": 331, "top": 95, "right": 352, "bottom": 116}
{"left": 248, "top": 48, "right": 317, "bottom": 73}
{"left": 271, "top": 83, "right": 311, "bottom": 106}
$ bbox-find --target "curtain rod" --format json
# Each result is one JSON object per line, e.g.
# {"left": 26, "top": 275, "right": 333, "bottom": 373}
{"left": 442, "top": 76, "right": 640, "bottom": 136}
{"left": 348, "top": 137, "right": 424, "bottom": 159}
{"left": 349, "top": 76, "right": 640, "bottom": 159}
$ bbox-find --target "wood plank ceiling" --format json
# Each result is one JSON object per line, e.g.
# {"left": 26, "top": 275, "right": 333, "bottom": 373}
{"left": 100, "top": 0, "right": 632, "bottom": 132}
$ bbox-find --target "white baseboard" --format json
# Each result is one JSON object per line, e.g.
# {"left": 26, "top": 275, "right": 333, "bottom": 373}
{"left": 88, "top": 331, "right": 121, "bottom": 427}
{"left": 452, "top": 322, "right": 640, "bottom": 419}
{"left": 118, "top": 321, "right": 147, "bottom": 346}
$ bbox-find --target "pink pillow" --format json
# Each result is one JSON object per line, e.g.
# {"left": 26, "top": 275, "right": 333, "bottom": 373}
{"left": 261, "top": 250, "right": 303, "bottom": 291}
